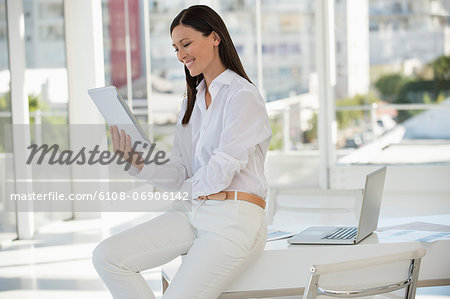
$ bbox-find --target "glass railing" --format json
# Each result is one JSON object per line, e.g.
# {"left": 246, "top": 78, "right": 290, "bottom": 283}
{"left": 1, "top": 99, "right": 449, "bottom": 164}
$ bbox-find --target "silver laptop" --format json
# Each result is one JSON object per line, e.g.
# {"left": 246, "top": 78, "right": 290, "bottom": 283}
{"left": 288, "top": 167, "right": 387, "bottom": 245}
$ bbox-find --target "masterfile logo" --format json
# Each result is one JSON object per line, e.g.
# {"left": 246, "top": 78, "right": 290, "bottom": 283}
{"left": 2, "top": 123, "right": 193, "bottom": 213}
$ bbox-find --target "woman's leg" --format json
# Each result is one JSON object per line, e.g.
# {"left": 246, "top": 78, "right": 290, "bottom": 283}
{"left": 92, "top": 211, "right": 196, "bottom": 299}
{"left": 163, "top": 201, "right": 267, "bottom": 299}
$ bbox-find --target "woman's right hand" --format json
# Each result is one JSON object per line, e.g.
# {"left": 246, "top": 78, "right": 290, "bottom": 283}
{"left": 110, "top": 125, "right": 144, "bottom": 171}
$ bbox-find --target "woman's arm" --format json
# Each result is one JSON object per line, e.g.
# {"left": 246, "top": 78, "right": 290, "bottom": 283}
{"left": 111, "top": 100, "right": 190, "bottom": 191}
{"left": 187, "top": 89, "right": 272, "bottom": 199}
{"left": 131, "top": 125, "right": 190, "bottom": 191}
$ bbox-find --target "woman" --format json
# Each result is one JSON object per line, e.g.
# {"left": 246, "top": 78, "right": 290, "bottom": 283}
{"left": 92, "top": 5, "right": 272, "bottom": 298}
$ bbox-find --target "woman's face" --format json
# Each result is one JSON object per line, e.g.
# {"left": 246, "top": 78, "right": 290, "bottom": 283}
{"left": 171, "top": 24, "right": 220, "bottom": 77}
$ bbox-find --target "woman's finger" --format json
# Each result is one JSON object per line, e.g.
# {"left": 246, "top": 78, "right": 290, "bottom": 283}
{"left": 125, "top": 134, "right": 131, "bottom": 160}
{"left": 119, "top": 129, "right": 127, "bottom": 158}
{"left": 112, "top": 126, "right": 120, "bottom": 154}
{"left": 110, "top": 126, "right": 117, "bottom": 151}
{"left": 110, "top": 126, "right": 116, "bottom": 151}
{"left": 119, "top": 129, "right": 125, "bottom": 150}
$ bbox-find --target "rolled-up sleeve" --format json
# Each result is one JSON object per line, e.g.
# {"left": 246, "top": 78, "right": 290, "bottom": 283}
{"left": 188, "top": 89, "right": 271, "bottom": 198}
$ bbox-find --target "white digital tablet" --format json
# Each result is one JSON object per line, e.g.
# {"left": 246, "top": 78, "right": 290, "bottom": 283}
{"left": 88, "top": 86, "right": 150, "bottom": 148}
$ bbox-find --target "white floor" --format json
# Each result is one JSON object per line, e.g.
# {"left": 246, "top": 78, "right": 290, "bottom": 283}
{"left": 0, "top": 213, "right": 163, "bottom": 299}
{"left": 0, "top": 213, "right": 449, "bottom": 299}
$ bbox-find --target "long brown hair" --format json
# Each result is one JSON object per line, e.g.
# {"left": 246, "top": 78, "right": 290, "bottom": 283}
{"left": 170, "top": 5, "right": 252, "bottom": 125}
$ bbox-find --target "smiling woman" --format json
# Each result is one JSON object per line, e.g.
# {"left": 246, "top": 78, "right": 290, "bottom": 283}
{"left": 171, "top": 24, "right": 226, "bottom": 111}
{"left": 170, "top": 5, "right": 253, "bottom": 123}
{"left": 92, "top": 5, "right": 272, "bottom": 299}
{"left": 171, "top": 26, "right": 224, "bottom": 78}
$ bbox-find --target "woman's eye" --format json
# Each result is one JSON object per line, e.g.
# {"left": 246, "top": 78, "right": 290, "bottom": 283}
{"left": 173, "top": 42, "right": 190, "bottom": 53}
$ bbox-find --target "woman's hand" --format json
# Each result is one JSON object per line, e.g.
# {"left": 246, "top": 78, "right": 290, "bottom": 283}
{"left": 110, "top": 126, "right": 144, "bottom": 171}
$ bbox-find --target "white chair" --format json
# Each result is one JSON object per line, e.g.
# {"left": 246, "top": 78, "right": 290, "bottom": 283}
{"left": 303, "top": 248, "right": 426, "bottom": 299}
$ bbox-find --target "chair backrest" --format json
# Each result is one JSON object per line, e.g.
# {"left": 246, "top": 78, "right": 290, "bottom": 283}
{"left": 303, "top": 248, "right": 426, "bottom": 299}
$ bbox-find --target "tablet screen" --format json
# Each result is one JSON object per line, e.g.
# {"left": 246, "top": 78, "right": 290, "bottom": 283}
{"left": 88, "top": 86, "right": 150, "bottom": 148}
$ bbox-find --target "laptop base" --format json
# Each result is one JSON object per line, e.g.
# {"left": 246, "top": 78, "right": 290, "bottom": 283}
{"left": 288, "top": 226, "right": 358, "bottom": 245}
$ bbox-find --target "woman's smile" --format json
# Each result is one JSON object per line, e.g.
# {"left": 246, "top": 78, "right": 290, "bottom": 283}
{"left": 185, "top": 58, "right": 195, "bottom": 69}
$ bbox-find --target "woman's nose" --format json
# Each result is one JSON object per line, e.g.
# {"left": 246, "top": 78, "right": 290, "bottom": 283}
{"left": 177, "top": 49, "right": 186, "bottom": 62}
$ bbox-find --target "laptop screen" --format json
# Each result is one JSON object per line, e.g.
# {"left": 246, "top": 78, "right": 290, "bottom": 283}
{"left": 356, "top": 167, "right": 387, "bottom": 242}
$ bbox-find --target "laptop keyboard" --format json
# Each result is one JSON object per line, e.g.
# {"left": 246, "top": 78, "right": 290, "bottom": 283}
{"left": 322, "top": 227, "right": 357, "bottom": 240}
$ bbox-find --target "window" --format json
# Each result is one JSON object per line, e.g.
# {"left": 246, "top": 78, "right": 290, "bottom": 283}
{"left": 23, "top": 0, "right": 70, "bottom": 229}
{"left": 39, "top": 24, "right": 64, "bottom": 40}
{"left": 0, "top": 0, "right": 17, "bottom": 243}
{"left": 39, "top": 2, "right": 63, "bottom": 19}
{"left": 335, "top": 0, "right": 450, "bottom": 167}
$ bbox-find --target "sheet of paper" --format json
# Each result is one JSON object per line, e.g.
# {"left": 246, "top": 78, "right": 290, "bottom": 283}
{"left": 378, "top": 221, "right": 450, "bottom": 232}
{"left": 377, "top": 229, "right": 450, "bottom": 242}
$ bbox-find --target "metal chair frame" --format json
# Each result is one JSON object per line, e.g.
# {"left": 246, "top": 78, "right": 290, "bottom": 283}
{"left": 303, "top": 248, "right": 426, "bottom": 299}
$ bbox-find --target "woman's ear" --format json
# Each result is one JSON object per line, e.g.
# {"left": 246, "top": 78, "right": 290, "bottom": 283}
{"left": 211, "top": 31, "right": 221, "bottom": 47}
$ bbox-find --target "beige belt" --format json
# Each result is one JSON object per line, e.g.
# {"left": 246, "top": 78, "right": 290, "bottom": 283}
{"left": 198, "top": 191, "right": 266, "bottom": 209}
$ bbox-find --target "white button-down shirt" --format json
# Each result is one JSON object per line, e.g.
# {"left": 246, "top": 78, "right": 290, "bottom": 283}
{"left": 132, "top": 69, "right": 272, "bottom": 200}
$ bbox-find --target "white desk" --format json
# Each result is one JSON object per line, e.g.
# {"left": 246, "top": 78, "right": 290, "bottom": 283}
{"left": 162, "top": 215, "right": 450, "bottom": 298}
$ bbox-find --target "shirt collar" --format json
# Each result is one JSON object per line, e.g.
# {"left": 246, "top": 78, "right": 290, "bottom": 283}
{"left": 195, "top": 69, "right": 236, "bottom": 92}
{"left": 196, "top": 79, "right": 206, "bottom": 92}
{"left": 211, "top": 69, "right": 236, "bottom": 86}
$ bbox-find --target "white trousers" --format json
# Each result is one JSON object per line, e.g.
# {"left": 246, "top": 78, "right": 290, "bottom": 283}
{"left": 92, "top": 199, "right": 267, "bottom": 299}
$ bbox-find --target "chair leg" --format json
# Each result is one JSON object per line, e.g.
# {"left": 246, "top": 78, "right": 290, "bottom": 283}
{"left": 406, "top": 258, "right": 422, "bottom": 299}
{"left": 162, "top": 273, "right": 169, "bottom": 293}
